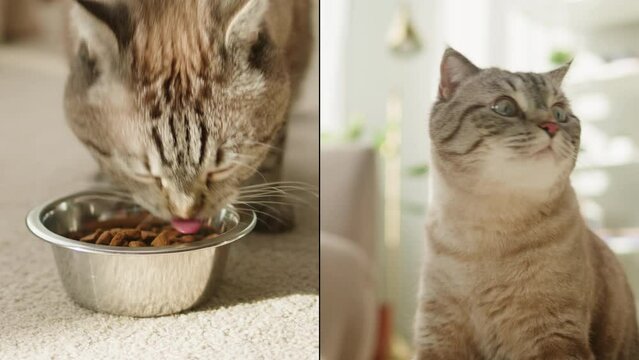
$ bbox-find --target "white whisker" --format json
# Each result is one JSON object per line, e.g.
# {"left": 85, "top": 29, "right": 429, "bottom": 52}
{"left": 245, "top": 141, "right": 282, "bottom": 152}
{"left": 230, "top": 160, "right": 268, "bottom": 183}
{"left": 239, "top": 186, "right": 318, "bottom": 199}
{"left": 241, "top": 180, "right": 315, "bottom": 188}
{"left": 243, "top": 200, "right": 316, "bottom": 210}
{"left": 234, "top": 202, "right": 287, "bottom": 225}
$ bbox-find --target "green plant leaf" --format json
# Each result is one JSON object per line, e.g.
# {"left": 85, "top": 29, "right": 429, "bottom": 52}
{"left": 374, "top": 133, "right": 385, "bottom": 150}
{"left": 550, "top": 50, "right": 573, "bottom": 66}
{"left": 344, "top": 119, "right": 364, "bottom": 141}
{"left": 406, "top": 163, "right": 429, "bottom": 176}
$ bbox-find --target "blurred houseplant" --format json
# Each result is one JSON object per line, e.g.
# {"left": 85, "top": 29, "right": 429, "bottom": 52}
{"left": 321, "top": 117, "right": 429, "bottom": 178}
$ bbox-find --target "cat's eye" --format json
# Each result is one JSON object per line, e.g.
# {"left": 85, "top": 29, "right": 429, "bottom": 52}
{"left": 202, "top": 147, "right": 236, "bottom": 184}
{"left": 551, "top": 104, "right": 568, "bottom": 123}
{"left": 491, "top": 97, "right": 519, "bottom": 117}
{"left": 216, "top": 148, "right": 225, "bottom": 167}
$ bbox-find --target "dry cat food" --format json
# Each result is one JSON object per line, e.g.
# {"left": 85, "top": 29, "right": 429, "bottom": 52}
{"left": 65, "top": 212, "right": 220, "bottom": 247}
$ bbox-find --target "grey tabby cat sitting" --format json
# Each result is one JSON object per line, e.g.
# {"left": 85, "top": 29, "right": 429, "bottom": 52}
{"left": 415, "top": 48, "right": 639, "bottom": 360}
{"left": 64, "top": 0, "right": 312, "bottom": 232}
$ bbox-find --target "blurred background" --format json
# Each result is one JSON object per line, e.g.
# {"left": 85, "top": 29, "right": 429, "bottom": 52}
{"left": 320, "top": 0, "right": 639, "bottom": 359}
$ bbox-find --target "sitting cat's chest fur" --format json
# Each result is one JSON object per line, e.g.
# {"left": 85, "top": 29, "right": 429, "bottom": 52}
{"left": 422, "top": 200, "right": 593, "bottom": 358}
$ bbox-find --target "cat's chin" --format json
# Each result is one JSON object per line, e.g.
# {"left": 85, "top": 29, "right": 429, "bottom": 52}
{"left": 479, "top": 155, "right": 566, "bottom": 192}
{"left": 530, "top": 146, "right": 555, "bottom": 161}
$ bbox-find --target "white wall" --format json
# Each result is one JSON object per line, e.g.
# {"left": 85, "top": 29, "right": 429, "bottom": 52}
{"left": 342, "top": 0, "right": 439, "bottom": 342}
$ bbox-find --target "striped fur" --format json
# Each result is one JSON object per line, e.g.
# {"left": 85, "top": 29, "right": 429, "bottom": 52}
{"left": 414, "top": 48, "right": 639, "bottom": 359}
{"left": 64, "top": 0, "right": 312, "bottom": 228}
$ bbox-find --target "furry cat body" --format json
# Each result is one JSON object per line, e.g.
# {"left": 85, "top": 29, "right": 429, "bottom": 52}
{"left": 64, "top": 0, "right": 311, "bottom": 229}
{"left": 414, "top": 48, "right": 639, "bottom": 359}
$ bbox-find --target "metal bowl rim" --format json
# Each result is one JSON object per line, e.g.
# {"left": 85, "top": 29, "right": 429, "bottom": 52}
{"left": 25, "top": 190, "right": 256, "bottom": 255}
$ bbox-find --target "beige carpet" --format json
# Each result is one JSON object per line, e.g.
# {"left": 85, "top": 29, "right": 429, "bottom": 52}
{"left": 0, "top": 46, "right": 318, "bottom": 359}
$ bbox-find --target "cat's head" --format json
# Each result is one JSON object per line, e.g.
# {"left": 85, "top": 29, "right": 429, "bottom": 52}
{"left": 429, "top": 48, "right": 580, "bottom": 195}
{"left": 64, "top": 0, "right": 290, "bottom": 220}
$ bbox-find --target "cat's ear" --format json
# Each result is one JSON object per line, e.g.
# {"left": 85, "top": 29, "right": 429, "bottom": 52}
{"left": 546, "top": 61, "right": 572, "bottom": 87}
{"left": 225, "top": 0, "right": 268, "bottom": 48}
{"left": 438, "top": 47, "right": 480, "bottom": 100}
{"left": 75, "top": 0, "right": 134, "bottom": 50}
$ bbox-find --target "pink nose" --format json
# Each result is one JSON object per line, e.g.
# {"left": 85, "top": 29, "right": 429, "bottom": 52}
{"left": 539, "top": 122, "right": 559, "bottom": 137}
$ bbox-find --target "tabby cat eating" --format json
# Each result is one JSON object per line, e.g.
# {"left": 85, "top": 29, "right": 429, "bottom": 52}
{"left": 415, "top": 48, "right": 639, "bottom": 359}
{"left": 64, "top": 0, "right": 311, "bottom": 232}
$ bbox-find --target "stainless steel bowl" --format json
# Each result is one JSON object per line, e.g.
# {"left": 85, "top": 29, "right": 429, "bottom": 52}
{"left": 25, "top": 190, "right": 256, "bottom": 317}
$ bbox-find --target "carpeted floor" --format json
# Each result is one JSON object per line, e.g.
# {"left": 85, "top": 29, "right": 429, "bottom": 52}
{"left": 0, "top": 46, "right": 319, "bottom": 360}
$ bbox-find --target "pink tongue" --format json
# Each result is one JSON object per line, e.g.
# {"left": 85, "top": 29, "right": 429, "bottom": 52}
{"left": 170, "top": 218, "right": 202, "bottom": 234}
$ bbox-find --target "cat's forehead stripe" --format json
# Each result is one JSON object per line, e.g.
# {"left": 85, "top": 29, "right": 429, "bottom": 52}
{"left": 151, "top": 125, "right": 169, "bottom": 165}
{"left": 511, "top": 72, "right": 551, "bottom": 109}
{"left": 504, "top": 78, "right": 516, "bottom": 92}
{"left": 130, "top": 27, "right": 228, "bottom": 118}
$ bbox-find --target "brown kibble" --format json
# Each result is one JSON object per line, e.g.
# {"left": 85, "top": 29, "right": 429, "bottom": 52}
{"left": 140, "top": 231, "right": 157, "bottom": 241}
{"left": 109, "top": 232, "right": 127, "bottom": 246}
{"left": 67, "top": 211, "right": 220, "bottom": 247}
{"left": 178, "top": 235, "right": 196, "bottom": 243}
{"left": 109, "top": 228, "right": 123, "bottom": 235}
{"left": 151, "top": 232, "right": 171, "bottom": 247}
{"left": 168, "top": 228, "right": 180, "bottom": 239}
{"left": 120, "top": 229, "right": 141, "bottom": 239}
{"left": 201, "top": 233, "right": 219, "bottom": 242}
{"left": 79, "top": 229, "right": 103, "bottom": 243}
{"left": 96, "top": 231, "right": 113, "bottom": 245}
{"left": 166, "top": 229, "right": 179, "bottom": 241}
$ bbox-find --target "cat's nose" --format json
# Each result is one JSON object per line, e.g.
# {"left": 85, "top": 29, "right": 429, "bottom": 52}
{"left": 171, "top": 203, "right": 202, "bottom": 219}
{"left": 186, "top": 203, "right": 203, "bottom": 219}
{"left": 168, "top": 195, "right": 203, "bottom": 219}
{"left": 539, "top": 121, "right": 559, "bottom": 137}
